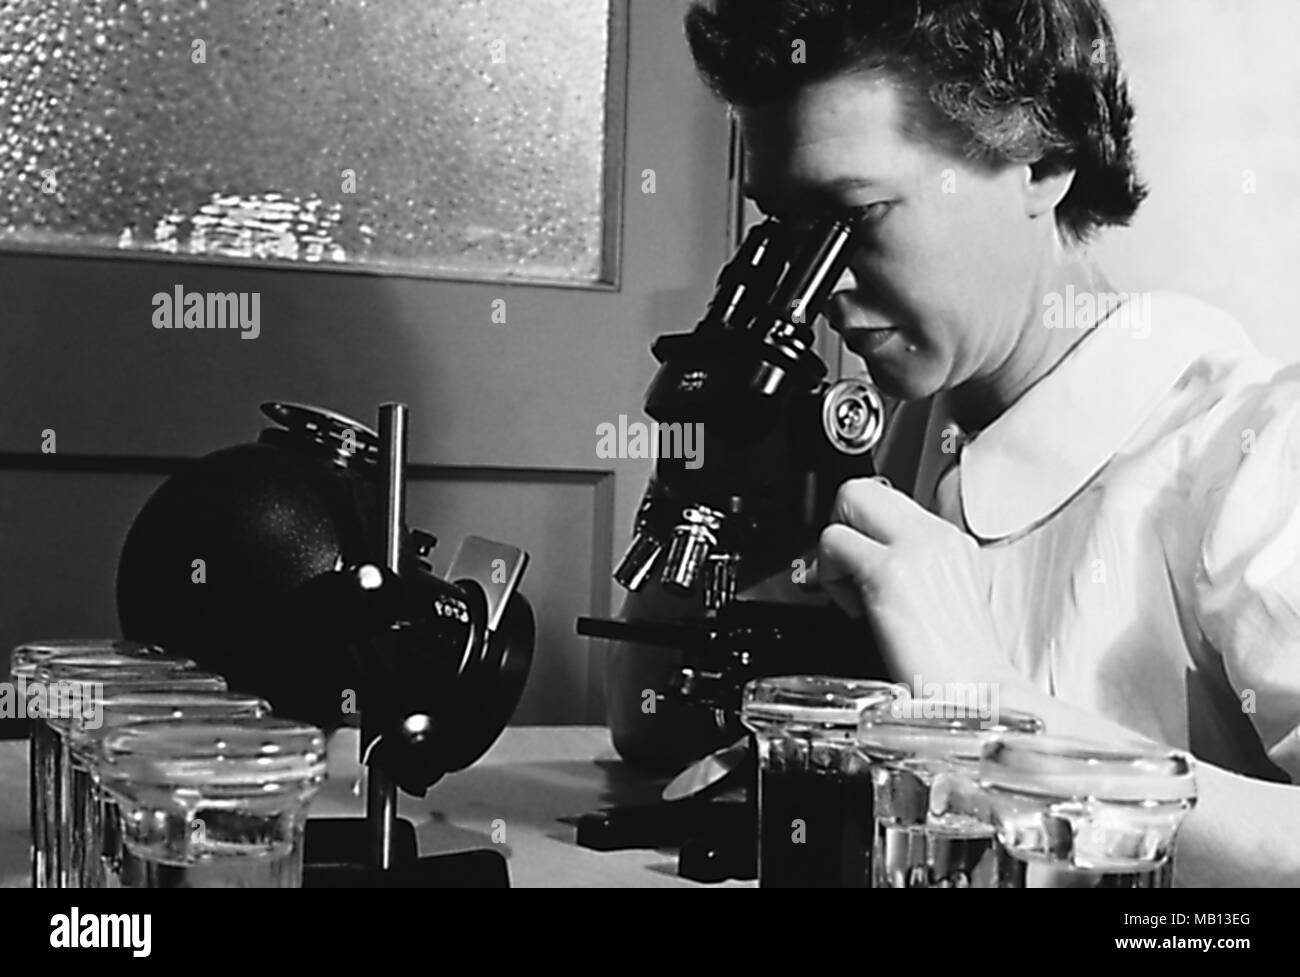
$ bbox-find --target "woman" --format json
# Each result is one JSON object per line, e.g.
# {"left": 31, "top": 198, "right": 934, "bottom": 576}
{"left": 609, "top": 0, "right": 1300, "bottom": 886}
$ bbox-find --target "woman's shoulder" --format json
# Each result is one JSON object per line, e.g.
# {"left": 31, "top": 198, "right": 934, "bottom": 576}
{"left": 1187, "top": 353, "right": 1300, "bottom": 593}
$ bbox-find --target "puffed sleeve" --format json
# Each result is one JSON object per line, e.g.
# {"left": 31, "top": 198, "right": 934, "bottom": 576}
{"left": 1193, "top": 363, "right": 1300, "bottom": 781}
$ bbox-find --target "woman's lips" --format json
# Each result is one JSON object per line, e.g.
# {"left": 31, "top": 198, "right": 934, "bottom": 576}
{"left": 827, "top": 290, "right": 905, "bottom": 356}
{"left": 841, "top": 326, "right": 902, "bottom": 356}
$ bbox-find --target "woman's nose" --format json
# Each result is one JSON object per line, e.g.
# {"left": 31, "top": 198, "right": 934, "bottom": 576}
{"left": 824, "top": 268, "right": 857, "bottom": 332}
{"left": 829, "top": 267, "right": 857, "bottom": 297}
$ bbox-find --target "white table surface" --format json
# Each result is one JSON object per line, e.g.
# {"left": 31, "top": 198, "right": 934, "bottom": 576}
{"left": 0, "top": 726, "right": 751, "bottom": 889}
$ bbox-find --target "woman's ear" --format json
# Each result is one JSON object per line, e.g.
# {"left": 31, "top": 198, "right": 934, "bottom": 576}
{"left": 1023, "top": 161, "right": 1078, "bottom": 220}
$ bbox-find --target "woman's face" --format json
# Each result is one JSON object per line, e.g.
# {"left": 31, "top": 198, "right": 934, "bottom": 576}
{"left": 738, "top": 72, "right": 1059, "bottom": 402}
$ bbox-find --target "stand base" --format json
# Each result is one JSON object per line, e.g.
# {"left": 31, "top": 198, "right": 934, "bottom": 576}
{"left": 304, "top": 849, "right": 510, "bottom": 888}
{"left": 303, "top": 818, "right": 510, "bottom": 888}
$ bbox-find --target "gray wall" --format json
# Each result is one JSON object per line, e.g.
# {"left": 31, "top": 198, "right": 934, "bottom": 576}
{"left": 1095, "top": 0, "right": 1300, "bottom": 361}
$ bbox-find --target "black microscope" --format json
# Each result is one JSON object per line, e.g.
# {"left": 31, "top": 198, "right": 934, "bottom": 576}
{"left": 578, "top": 216, "right": 894, "bottom": 880}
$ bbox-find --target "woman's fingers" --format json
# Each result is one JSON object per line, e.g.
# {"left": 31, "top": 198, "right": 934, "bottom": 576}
{"left": 830, "top": 476, "right": 945, "bottom": 545}
{"left": 817, "top": 522, "right": 886, "bottom": 619}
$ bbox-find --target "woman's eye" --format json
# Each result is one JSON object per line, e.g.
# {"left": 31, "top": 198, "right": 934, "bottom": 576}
{"left": 848, "top": 202, "right": 892, "bottom": 227}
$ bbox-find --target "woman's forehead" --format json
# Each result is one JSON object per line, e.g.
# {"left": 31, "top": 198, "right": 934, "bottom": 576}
{"left": 738, "top": 75, "right": 938, "bottom": 205}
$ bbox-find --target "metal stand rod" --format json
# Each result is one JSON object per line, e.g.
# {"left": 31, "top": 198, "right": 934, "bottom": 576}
{"left": 366, "top": 770, "right": 398, "bottom": 871}
{"left": 367, "top": 401, "right": 408, "bottom": 871}
{"left": 379, "top": 402, "right": 407, "bottom": 575}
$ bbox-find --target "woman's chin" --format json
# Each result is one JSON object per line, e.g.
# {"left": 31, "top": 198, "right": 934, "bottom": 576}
{"left": 858, "top": 352, "right": 940, "bottom": 403}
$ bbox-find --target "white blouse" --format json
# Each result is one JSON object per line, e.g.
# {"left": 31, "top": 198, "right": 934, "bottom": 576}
{"left": 877, "top": 291, "right": 1300, "bottom": 783}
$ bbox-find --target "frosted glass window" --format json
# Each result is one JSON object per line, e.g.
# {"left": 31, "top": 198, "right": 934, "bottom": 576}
{"left": 0, "top": 0, "right": 623, "bottom": 286}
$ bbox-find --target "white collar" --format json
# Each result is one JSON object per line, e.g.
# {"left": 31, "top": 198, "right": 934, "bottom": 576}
{"left": 943, "top": 291, "right": 1256, "bottom": 542}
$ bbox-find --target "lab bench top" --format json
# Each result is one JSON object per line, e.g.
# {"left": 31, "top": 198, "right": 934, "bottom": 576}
{"left": 0, "top": 726, "right": 750, "bottom": 889}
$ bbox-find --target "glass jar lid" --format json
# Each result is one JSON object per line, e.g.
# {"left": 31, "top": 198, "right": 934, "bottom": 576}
{"left": 9, "top": 639, "right": 167, "bottom": 679}
{"left": 72, "top": 691, "right": 271, "bottom": 753}
{"left": 100, "top": 717, "right": 327, "bottom": 794}
{"left": 858, "top": 699, "right": 1044, "bottom": 762}
{"left": 34, "top": 662, "right": 226, "bottom": 730}
{"left": 979, "top": 734, "right": 1197, "bottom": 804}
{"left": 741, "top": 675, "right": 909, "bottom": 729}
{"left": 99, "top": 691, "right": 271, "bottom": 728}
{"left": 36, "top": 655, "right": 197, "bottom": 682}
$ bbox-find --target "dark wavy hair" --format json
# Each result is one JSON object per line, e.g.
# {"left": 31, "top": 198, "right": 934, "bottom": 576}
{"left": 686, "top": 0, "right": 1147, "bottom": 243}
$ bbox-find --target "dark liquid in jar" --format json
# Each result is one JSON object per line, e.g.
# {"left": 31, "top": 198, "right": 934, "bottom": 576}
{"left": 996, "top": 849, "right": 1173, "bottom": 888}
{"left": 758, "top": 768, "right": 873, "bottom": 888}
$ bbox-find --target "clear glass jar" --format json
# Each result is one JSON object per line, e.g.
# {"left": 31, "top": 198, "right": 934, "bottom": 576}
{"left": 33, "top": 655, "right": 222, "bottom": 888}
{"left": 741, "top": 676, "right": 908, "bottom": 888}
{"left": 8, "top": 639, "right": 165, "bottom": 888}
{"left": 857, "top": 700, "right": 1044, "bottom": 888}
{"left": 100, "top": 717, "right": 327, "bottom": 888}
{"left": 72, "top": 690, "right": 271, "bottom": 888}
{"left": 979, "top": 734, "right": 1197, "bottom": 888}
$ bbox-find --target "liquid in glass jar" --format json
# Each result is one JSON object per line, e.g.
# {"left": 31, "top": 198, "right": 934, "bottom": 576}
{"left": 858, "top": 699, "right": 1044, "bottom": 888}
{"left": 99, "top": 717, "right": 327, "bottom": 888}
{"left": 73, "top": 690, "right": 270, "bottom": 888}
{"left": 32, "top": 651, "right": 208, "bottom": 888}
{"left": 979, "top": 734, "right": 1197, "bottom": 888}
{"left": 7, "top": 640, "right": 168, "bottom": 888}
{"left": 741, "top": 676, "right": 908, "bottom": 888}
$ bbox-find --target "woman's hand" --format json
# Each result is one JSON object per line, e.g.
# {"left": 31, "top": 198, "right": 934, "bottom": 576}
{"left": 817, "top": 477, "right": 1020, "bottom": 690}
